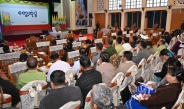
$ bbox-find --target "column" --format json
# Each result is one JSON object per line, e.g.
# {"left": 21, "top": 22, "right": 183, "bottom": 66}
{"left": 166, "top": 9, "right": 172, "bottom": 31}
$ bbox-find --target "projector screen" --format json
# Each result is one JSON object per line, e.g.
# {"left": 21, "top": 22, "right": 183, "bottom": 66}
{"left": 0, "top": 0, "right": 50, "bottom": 26}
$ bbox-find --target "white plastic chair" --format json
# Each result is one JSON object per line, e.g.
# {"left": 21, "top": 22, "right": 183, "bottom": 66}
{"left": 136, "top": 58, "right": 146, "bottom": 80}
{"left": 0, "top": 47, "right": 4, "bottom": 54}
{"left": 59, "top": 100, "right": 81, "bottom": 109}
{"left": 19, "top": 80, "right": 48, "bottom": 109}
{"left": 2, "top": 94, "right": 12, "bottom": 108}
{"left": 144, "top": 55, "right": 154, "bottom": 82}
{"left": 172, "top": 84, "right": 184, "bottom": 109}
{"left": 110, "top": 72, "right": 124, "bottom": 106}
{"left": 65, "top": 68, "right": 76, "bottom": 86}
{"left": 151, "top": 52, "right": 159, "bottom": 69}
{"left": 84, "top": 90, "right": 93, "bottom": 109}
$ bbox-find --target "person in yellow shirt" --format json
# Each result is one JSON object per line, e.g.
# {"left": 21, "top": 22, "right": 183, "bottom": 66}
{"left": 16, "top": 57, "right": 46, "bottom": 89}
{"left": 156, "top": 39, "right": 166, "bottom": 52}
{"left": 115, "top": 37, "right": 124, "bottom": 55}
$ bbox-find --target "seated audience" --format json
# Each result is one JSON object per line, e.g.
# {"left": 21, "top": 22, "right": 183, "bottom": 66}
{"left": 0, "top": 70, "right": 20, "bottom": 106}
{"left": 76, "top": 55, "right": 102, "bottom": 107}
{"left": 125, "top": 67, "right": 184, "bottom": 109}
{"left": 112, "top": 35, "right": 116, "bottom": 47}
{"left": 16, "top": 57, "right": 46, "bottom": 89}
{"left": 172, "top": 36, "right": 184, "bottom": 54}
{"left": 85, "top": 39, "right": 95, "bottom": 56}
{"left": 117, "top": 51, "right": 135, "bottom": 73}
{"left": 51, "top": 39, "right": 57, "bottom": 46}
{"left": 115, "top": 37, "right": 124, "bottom": 55}
{"left": 92, "top": 43, "right": 103, "bottom": 69}
{"left": 131, "top": 36, "right": 139, "bottom": 48}
{"left": 39, "top": 70, "right": 83, "bottom": 109}
{"left": 116, "top": 27, "right": 122, "bottom": 36}
{"left": 0, "top": 40, "right": 5, "bottom": 47}
{"left": 96, "top": 52, "right": 116, "bottom": 85}
{"left": 61, "top": 42, "right": 75, "bottom": 61}
{"left": 73, "top": 48, "right": 87, "bottom": 76}
{"left": 55, "top": 23, "right": 61, "bottom": 32}
{"left": 19, "top": 53, "right": 28, "bottom": 62}
{"left": 47, "top": 53, "right": 70, "bottom": 82}
{"left": 105, "top": 39, "right": 117, "bottom": 57}
{"left": 56, "top": 35, "right": 61, "bottom": 40}
{"left": 122, "top": 37, "right": 132, "bottom": 51}
{"left": 154, "top": 49, "right": 174, "bottom": 81}
{"left": 146, "top": 41, "right": 156, "bottom": 54}
{"left": 163, "top": 32, "right": 172, "bottom": 44}
{"left": 97, "top": 28, "right": 103, "bottom": 39}
{"left": 160, "top": 36, "right": 169, "bottom": 48}
{"left": 132, "top": 41, "right": 150, "bottom": 65}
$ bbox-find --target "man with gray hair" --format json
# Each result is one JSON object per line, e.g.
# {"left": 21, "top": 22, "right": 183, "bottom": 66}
{"left": 91, "top": 84, "right": 113, "bottom": 109}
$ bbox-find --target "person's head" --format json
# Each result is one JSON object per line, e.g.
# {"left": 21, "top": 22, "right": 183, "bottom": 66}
{"left": 68, "top": 30, "right": 71, "bottom": 33}
{"left": 107, "top": 39, "right": 113, "bottom": 46}
{"left": 68, "top": 37, "right": 74, "bottom": 43}
{"left": 166, "top": 67, "right": 184, "bottom": 83}
{"left": 91, "top": 84, "right": 112, "bottom": 109}
{"left": 138, "top": 41, "right": 147, "bottom": 49}
{"left": 50, "top": 70, "right": 65, "bottom": 89}
{"left": 3, "top": 45, "right": 10, "bottom": 53}
{"left": 123, "top": 51, "right": 133, "bottom": 61}
{"left": 80, "top": 55, "right": 91, "bottom": 69}
{"left": 27, "top": 57, "right": 38, "bottom": 69}
{"left": 56, "top": 35, "right": 60, "bottom": 39}
{"left": 65, "top": 42, "right": 73, "bottom": 50}
{"left": 132, "top": 36, "right": 138, "bottom": 42}
{"left": 116, "top": 37, "right": 122, "bottom": 45}
{"left": 96, "top": 43, "right": 103, "bottom": 52}
{"left": 39, "top": 35, "right": 44, "bottom": 40}
{"left": 79, "top": 48, "right": 87, "bottom": 56}
{"left": 146, "top": 41, "right": 153, "bottom": 49}
{"left": 164, "top": 32, "right": 169, "bottom": 36}
{"left": 160, "top": 49, "right": 174, "bottom": 60}
{"left": 20, "top": 53, "right": 28, "bottom": 62}
{"left": 52, "top": 39, "right": 57, "bottom": 45}
{"left": 167, "top": 59, "right": 182, "bottom": 68}
{"left": 86, "top": 39, "right": 92, "bottom": 44}
{"left": 158, "top": 39, "right": 165, "bottom": 45}
{"left": 123, "top": 37, "right": 129, "bottom": 43}
{"left": 112, "top": 35, "right": 116, "bottom": 40}
{"left": 100, "top": 52, "right": 110, "bottom": 63}
{"left": 50, "top": 52, "right": 59, "bottom": 62}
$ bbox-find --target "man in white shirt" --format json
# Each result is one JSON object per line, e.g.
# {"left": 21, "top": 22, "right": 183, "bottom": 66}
{"left": 122, "top": 37, "right": 132, "bottom": 51}
{"left": 47, "top": 53, "right": 70, "bottom": 82}
{"left": 72, "top": 48, "right": 87, "bottom": 76}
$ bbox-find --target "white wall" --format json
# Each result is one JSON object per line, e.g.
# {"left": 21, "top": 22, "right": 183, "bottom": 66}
{"left": 54, "top": 2, "right": 63, "bottom": 16}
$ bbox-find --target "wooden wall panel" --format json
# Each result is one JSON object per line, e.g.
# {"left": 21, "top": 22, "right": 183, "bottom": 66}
{"left": 171, "top": 9, "right": 184, "bottom": 30}
{"left": 95, "top": 13, "right": 105, "bottom": 28}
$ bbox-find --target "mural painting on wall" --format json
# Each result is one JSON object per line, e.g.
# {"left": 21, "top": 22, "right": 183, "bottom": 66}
{"left": 97, "top": 0, "right": 104, "bottom": 11}
{"left": 75, "top": 0, "right": 87, "bottom": 27}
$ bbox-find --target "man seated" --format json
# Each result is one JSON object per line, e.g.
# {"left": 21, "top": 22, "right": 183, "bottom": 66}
{"left": 0, "top": 70, "right": 20, "bottom": 107}
{"left": 117, "top": 51, "right": 135, "bottom": 74}
{"left": 39, "top": 70, "right": 83, "bottom": 109}
{"left": 96, "top": 52, "right": 116, "bottom": 86}
{"left": 61, "top": 42, "right": 75, "bottom": 61}
{"left": 16, "top": 57, "right": 46, "bottom": 89}
{"left": 163, "top": 32, "right": 172, "bottom": 44}
{"left": 76, "top": 55, "right": 102, "bottom": 108}
{"left": 92, "top": 43, "right": 103, "bottom": 69}
{"left": 3, "top": 45, "right": 10, "bottom": 53}
{"left": 156, "top": 39, "right": 166, "bottom": 52}
{"left": 115, "top": 37, "right": 124, "bottom": 55}
{"left": 105, "top": 39, "right": 117, "bottom": 57}
{"left": 122, "top": 37, "right": 132, "bottom": 51}
{"left": 19, "top": 53, "right": 28, "bottom": 62}
{"left": 132, "top": 41, "right": 150, "bottom": 65}
{"left": 97, "top": 28, "right": 103, "bottom": 39}
{"left": 146, "top": 41, "right": 156, "bottom": 55}
{"left": 73, "top": 48, "right": 87, "bottom": 76}
{"left": 66, "top": 31, "right": 74, "bottom": 41}
{"left": 47, "top": 53, "right": 70, "bottom": 83}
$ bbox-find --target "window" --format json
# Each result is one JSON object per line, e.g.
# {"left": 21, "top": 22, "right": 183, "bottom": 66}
{"left": 108, "top": 0, "right": 122, "bottom": 10}
{"left": 110, "top": 13, "right": 121, "bottom": 27}
{"left": 125, "top": 0, "right": 142, "bottom": 9}
{"left": 147, "top": 0, "right": 168, "bottom": 7}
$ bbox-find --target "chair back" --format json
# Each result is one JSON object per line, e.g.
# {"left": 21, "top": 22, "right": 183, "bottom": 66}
{"left": 67, "top": 50, "right": 79, "bottom": 66}
{"left": 172, "top": 84, "right": 184, "bottom": 109}
{"left": 2, "top": 94, "right": 12, "bottom": 108}
{"left": 72, "top": 42, "right": 81, "bottom": 50}
{"left": 88, "top": 47, "right": 96, "bottom": 59}
{"left": 59, "top": 100, "right": 81, "bottom": 109}
{"left": 94, "top": 39, "right": 103, "bottom": 44}
{"left": 26, "top": 36, "right": 40, "bottom": 51}
{"left": 49, "top": 45, "right": 63, "bottom": 56}
{"left": 0, "top": 47, "right": 4, "bottom": 54}
{"left": 65, "top": 68, "right": 76, "bottom": 86}
{"left": 36, "top": 41, "right": 50, "bottom": 54}
{"left": 0, "top": 52, "right": 20, "bottom": 73}
{"left": 44, "top": 35, "right": 56, "bottom": 45}
{"left": 144, "top": 55, "right": 153, "bottom": 82}
{"left": 8, "top": 62, "right": 28, "bottom": 85}
{"left": 19, "top": 80, "right": 48, "bottom": 109}
{"left": 136, "top": 58, "right": 146, "bottom": 80}
{"left": 84, "top": 90, "right": 93, "bottom": 109}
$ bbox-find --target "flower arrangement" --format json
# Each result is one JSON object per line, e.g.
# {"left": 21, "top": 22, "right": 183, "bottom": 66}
{"left": 52, "top": 15, "right": 66, "bottom": 26}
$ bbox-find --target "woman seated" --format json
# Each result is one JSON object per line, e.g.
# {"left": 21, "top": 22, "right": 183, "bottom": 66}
{"left": 125, "top": 66, "right": 184, "bottom": 109}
